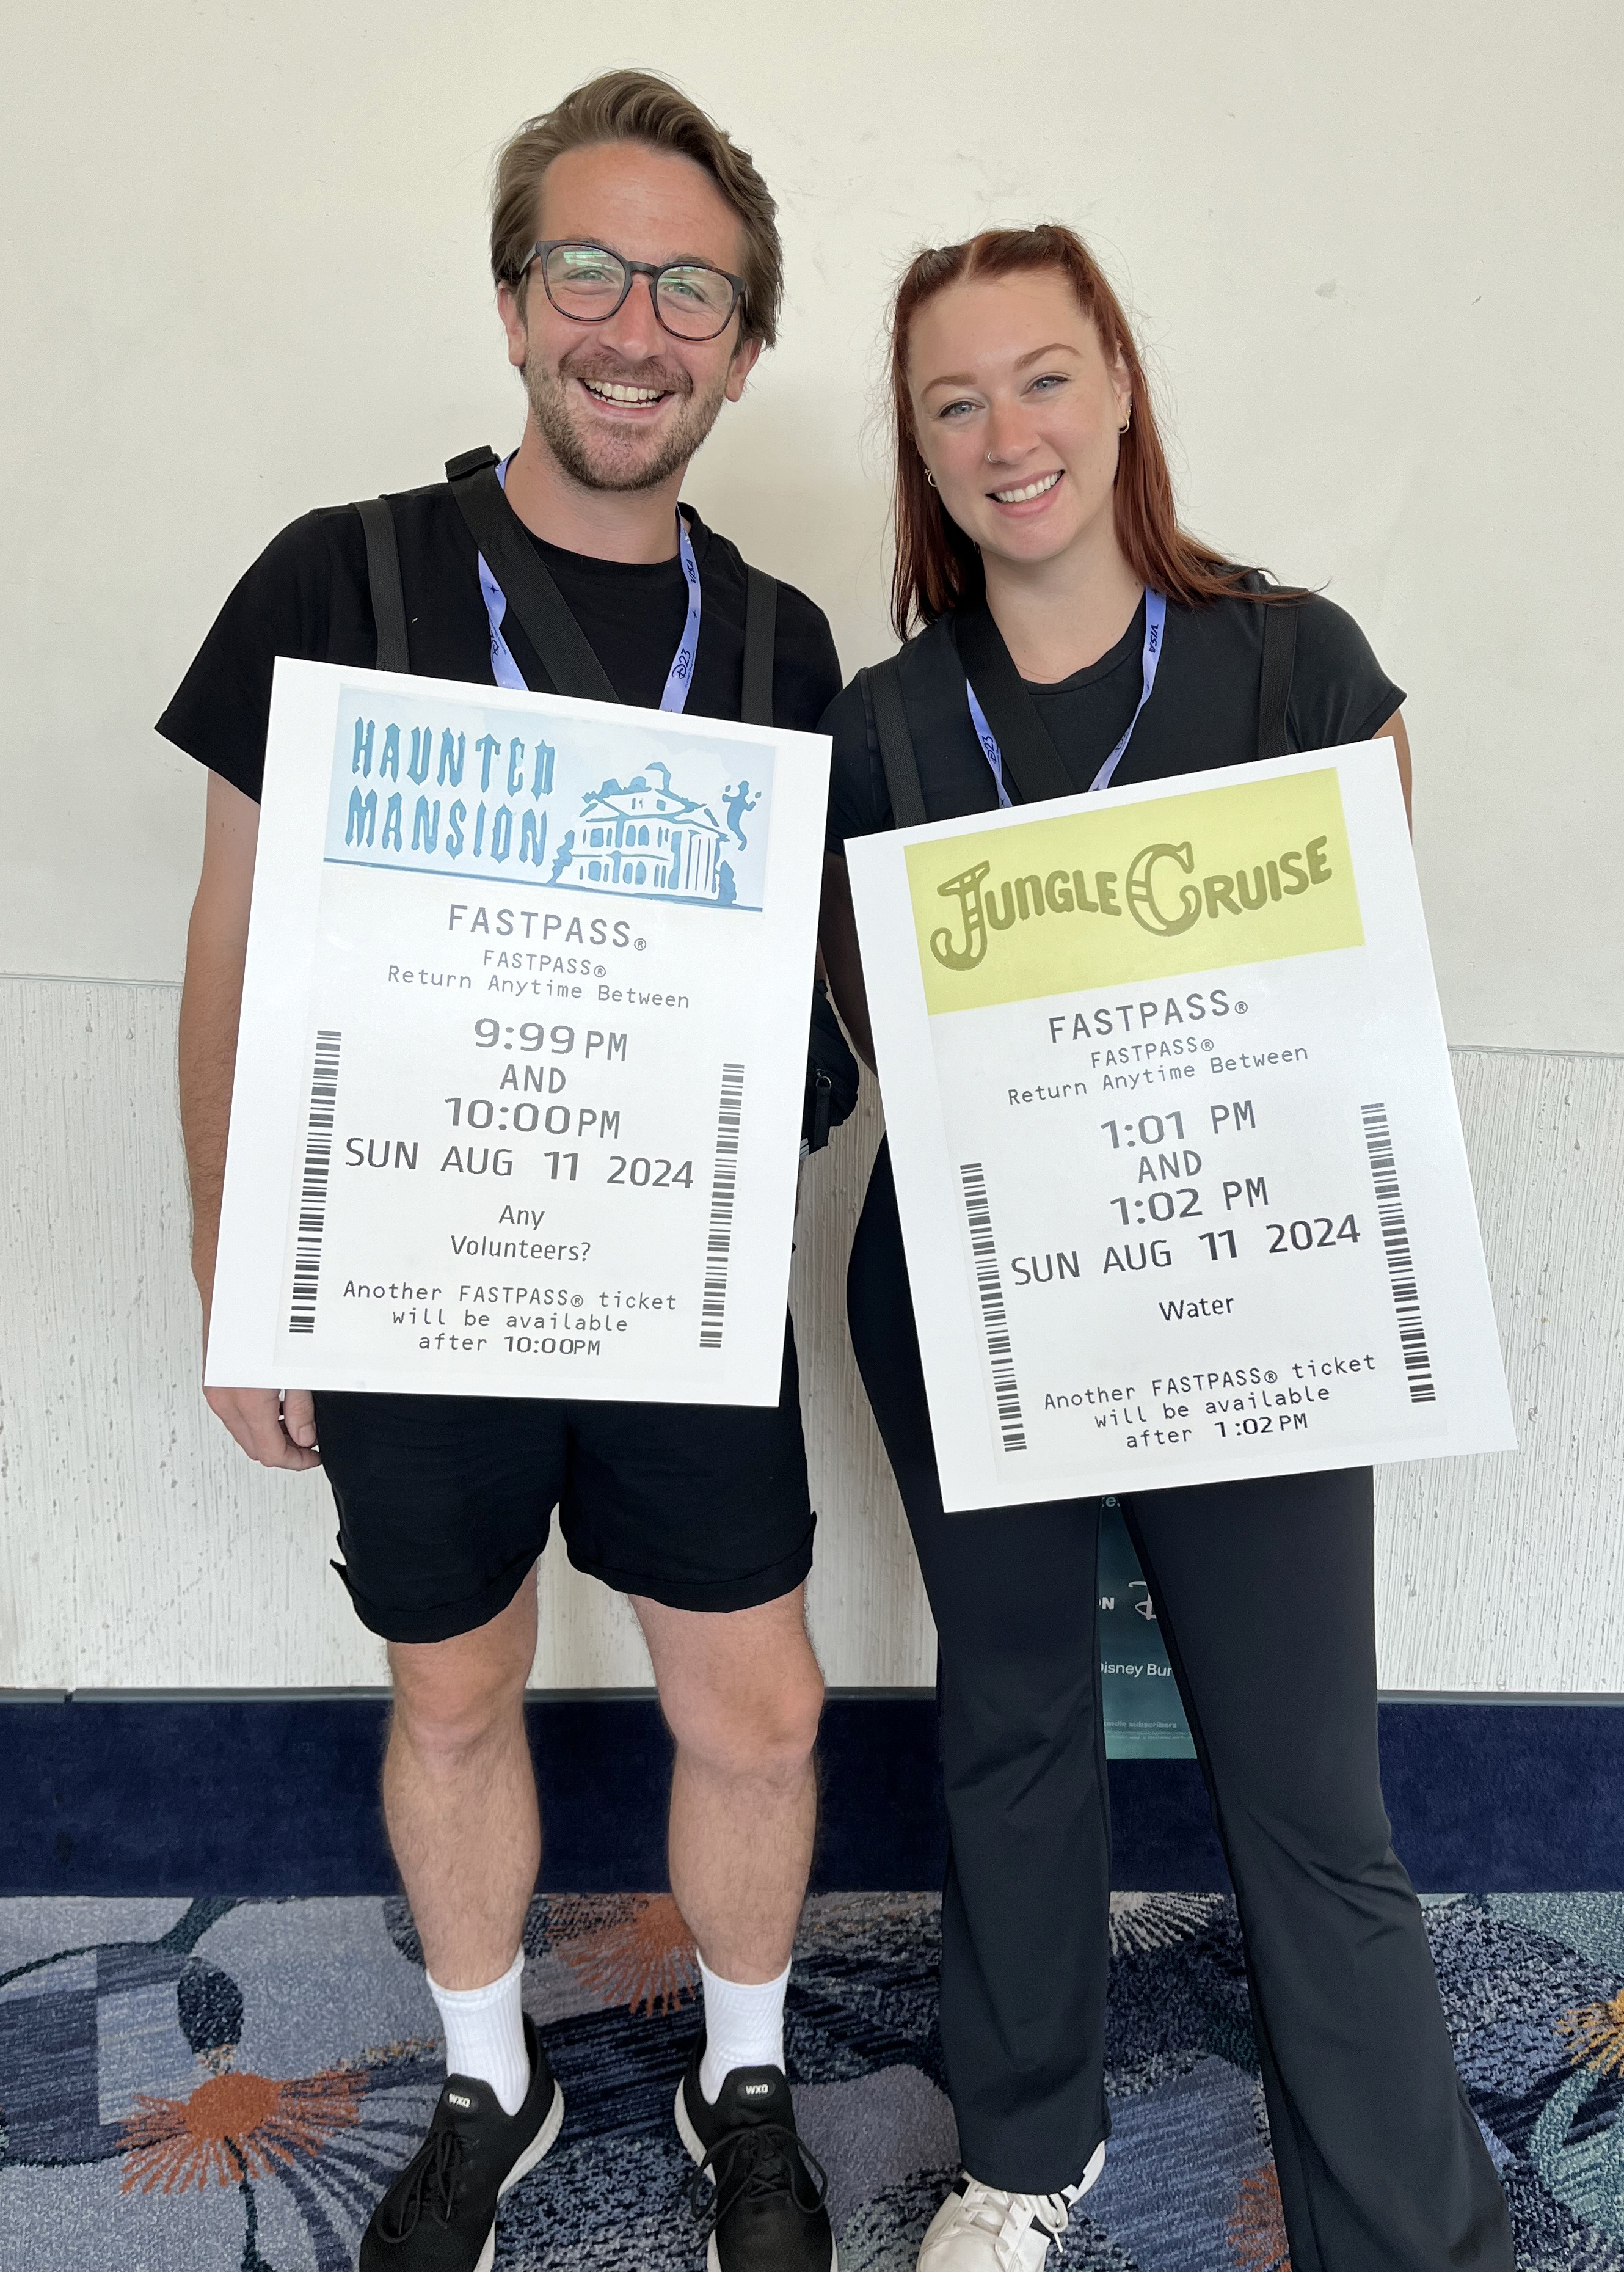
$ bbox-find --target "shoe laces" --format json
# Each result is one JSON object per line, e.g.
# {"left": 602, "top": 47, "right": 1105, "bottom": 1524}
{"left": 382, "top": 2125, "right": 464, "bottom": 2238}
{"left": 686, "top": 2120, "right": 829, "bottom": 2234}
{"left": 954, "top": 2180, "right": 1071, "bottom": 2269}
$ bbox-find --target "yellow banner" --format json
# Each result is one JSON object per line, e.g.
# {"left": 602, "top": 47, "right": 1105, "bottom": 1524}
{"left": 905, "top": 769, "right": 1363, "bottom": 1014}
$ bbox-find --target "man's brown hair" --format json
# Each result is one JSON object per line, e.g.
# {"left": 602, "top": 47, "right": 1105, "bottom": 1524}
{"left": 490, "top": 70, "right": 783, "bottom": 350}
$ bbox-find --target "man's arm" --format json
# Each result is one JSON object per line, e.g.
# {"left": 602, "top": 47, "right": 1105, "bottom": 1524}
{"left": 178, "top": 770, "right": 321, "bottom": 1470}
{"left": 818, "top": 852, "right": 875, "bottom": 1073}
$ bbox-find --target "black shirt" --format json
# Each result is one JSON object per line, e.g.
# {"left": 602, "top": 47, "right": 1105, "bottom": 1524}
{"left": 158, "top": 483, "right": 842, "bottom": 798}
{"left": 823, "top": 588, "right": 1403, "bottom": 851}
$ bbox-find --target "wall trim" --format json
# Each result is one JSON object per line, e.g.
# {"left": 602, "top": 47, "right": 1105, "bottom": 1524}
{"left": 6, "top": 1685, "right": 1620, "bottom": 1706}
{"left": 3, "top": 1693, "right": 1621, "bottom": 1898}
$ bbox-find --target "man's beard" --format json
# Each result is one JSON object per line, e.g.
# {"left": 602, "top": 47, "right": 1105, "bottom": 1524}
{"left": 525, "top": 344, "right": 731, "bottom": 494}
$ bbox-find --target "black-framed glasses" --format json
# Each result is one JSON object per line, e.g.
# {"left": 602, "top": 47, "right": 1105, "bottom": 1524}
{"left": 522, "top": 240, "right": 745, "bottom": 342}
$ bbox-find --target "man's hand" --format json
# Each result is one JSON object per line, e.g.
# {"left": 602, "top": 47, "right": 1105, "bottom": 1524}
{"left": 204, "top": 1384, "right": 322, "bottom": 1471}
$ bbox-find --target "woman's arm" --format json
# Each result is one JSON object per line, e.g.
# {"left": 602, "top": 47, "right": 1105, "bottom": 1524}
{"left": 1377, "top": 708, "right": 1413, "bottom": 828}
{"left": 818, "top": 852, "right": 876, "bottom": 1072}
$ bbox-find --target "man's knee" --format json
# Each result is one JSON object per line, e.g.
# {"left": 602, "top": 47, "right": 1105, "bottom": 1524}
{"left": 664, "top": 1644, "right": 825, "bottom": 1780}
{"left": 389, "top": 1623, "right": 531, "bottom": 1762}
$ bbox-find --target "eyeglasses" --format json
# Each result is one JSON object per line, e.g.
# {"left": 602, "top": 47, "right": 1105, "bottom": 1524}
{"left": 522, "top": 240, "right": 745, "bottom": 342}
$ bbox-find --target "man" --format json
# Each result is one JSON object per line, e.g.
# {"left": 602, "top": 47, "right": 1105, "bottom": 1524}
{"left": 165, "top": 71, "right": 839, "bottom": 2272}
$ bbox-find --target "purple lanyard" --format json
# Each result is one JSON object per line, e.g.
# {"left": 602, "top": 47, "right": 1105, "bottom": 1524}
{"left": 475, "top": 454, "right": 702, "bottom": 708}
{"left": 966, "top": 590, "right": 1167, "bottom": 806}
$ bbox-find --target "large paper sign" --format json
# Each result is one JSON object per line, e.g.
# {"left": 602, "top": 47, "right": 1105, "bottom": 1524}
{"left": 847, "top": 744, "right": 1515, "bottom": 1510}
{"left": 207, "top": 660, "right": 830, "bottom": 1404}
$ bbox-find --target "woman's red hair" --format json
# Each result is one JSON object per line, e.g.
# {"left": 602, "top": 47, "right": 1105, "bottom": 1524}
{"left": 889, "top": 224, "right": 1256, "bottom": 639}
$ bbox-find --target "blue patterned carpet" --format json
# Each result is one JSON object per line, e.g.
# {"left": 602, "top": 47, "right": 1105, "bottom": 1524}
{"left": 3, "top": 1890, "right": 1623, "bottom": 2269}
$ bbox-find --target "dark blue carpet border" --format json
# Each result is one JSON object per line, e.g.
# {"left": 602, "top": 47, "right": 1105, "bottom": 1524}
{"left": 1, "top": 1693, "right": 1620, "bottom": 1896}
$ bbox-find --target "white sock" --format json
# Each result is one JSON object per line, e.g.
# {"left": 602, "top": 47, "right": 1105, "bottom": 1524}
{"left": 698, "top": 1954, "right": 792, "bottom": 2101}
{"left": 426, "top": 1950, "right": 530, "bottom": 2117}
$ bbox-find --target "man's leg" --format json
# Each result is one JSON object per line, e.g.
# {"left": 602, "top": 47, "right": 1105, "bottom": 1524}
{"left": 385, "top": 1571, "right": 541, "bottom": 2108}
{"left": 634, "top": 1583, "right": 823, "bottom": 2007}
{"left": 636, "top": 1583, "right": 834, "bottom": 2270}
{"left": 314, "top": 1377, "right": 567, "bottom": 2272}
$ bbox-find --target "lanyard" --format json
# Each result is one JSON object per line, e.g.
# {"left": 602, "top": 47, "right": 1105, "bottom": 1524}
{"left": 476, "top": 454, "right": 702, "bottom": 710}
{"left": 966, "top": 590, "right": 1167, "bottom": 806}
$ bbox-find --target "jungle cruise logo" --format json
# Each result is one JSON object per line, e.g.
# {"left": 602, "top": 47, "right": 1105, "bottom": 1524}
{"left": 929, "top": 831, "right": 1338, "bottom": 972}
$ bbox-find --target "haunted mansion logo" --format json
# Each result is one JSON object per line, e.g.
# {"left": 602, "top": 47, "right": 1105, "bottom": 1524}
{"left": 321, "top": 689, "right": 774, "bottom": 911}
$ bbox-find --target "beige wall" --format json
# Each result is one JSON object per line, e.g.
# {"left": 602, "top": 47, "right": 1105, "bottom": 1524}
{"left": 4, "top": 982, "right": 1622, "bottom": 1694}
{"left": 4, "top": 3, "right": 1621, "bottom": 1695}
{"left": 5, "top": 0, "right": 1622, "bottom": 1050}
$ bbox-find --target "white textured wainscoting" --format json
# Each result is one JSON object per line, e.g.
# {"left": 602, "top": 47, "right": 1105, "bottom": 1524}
{"left": 1, "top": 977, "right": 1619, "bottom": 1692}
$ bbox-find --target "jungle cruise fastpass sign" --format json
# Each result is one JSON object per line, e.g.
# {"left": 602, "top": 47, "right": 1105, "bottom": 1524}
{"left": 846, "top": 743, "right": 1515, "bottom": 1511}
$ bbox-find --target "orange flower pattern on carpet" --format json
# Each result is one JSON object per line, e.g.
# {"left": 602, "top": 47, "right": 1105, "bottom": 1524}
{"left": 120, "top": 2066, "right": 363, "bottom": 2194}
{"left": 1226, "top": 2160, "right": 1291, "bottom": 2271}
{"left": 553, "top": 1892, "right": 700, "bottom": 2015}
{"left": 1560, "top": 1987, "right": 1624, "bottom": 2077}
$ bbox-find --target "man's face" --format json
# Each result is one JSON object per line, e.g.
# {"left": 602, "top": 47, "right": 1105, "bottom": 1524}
{"left": 498, "top": 142, "right": 761, "bottom": 494}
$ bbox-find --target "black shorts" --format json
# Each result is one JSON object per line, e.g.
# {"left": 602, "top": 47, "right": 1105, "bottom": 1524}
{"left": 313, "top": 1318, "right": 814, "bottom": 1643}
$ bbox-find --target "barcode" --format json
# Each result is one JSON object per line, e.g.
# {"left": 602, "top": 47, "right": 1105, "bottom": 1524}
{"left": 959, "top": 1162, "right": 1027, "bottom": 1452}
{"left": 1360, "top": 1103, "right": 1436, "bottom": 1403}
{"left": 288, "top": 1029, "right": 341, "bottom": 1335}
{"left": 699, "top": 1063, "right": 745, "bottom": 1351}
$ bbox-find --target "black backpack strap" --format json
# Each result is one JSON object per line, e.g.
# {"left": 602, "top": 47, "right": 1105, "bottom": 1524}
{"left": 444, "top": 448, "right": 616, "bottom": 703}
{"left": 1257, "top": 600, "right": 1300, "bottom": 761}
{"left": 955, "top": 604, "right": 1078, "bottom": 806}
{"left": 741, "top": 566, "right": 778, "bottom": 728}
{"left": 354, "top": 497, "right": 410, "bottom": 674}
{"left": 864, "top": 658, "right": 929, "bottom": 830}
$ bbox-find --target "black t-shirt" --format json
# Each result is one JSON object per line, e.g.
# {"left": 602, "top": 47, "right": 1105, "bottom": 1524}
{"left": 823, "top": 588, "right": 1403, "bottom": 851}
{"left": 158, "top": 483, "right": 842, "bottom": 798}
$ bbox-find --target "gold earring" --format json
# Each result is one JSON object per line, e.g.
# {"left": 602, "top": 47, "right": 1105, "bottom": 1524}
{"left": 925, "top": 470, "right": 938, "bottom": 488}
{"left": 1120, "top": 409, "right": 1132, "bottom": 433}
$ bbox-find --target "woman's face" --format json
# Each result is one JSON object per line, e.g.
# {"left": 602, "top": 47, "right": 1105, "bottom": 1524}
{"left": 907, "top": 268, "right": 1132, "bottom": 574}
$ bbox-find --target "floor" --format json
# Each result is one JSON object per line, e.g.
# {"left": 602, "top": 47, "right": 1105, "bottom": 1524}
{"left": 2, "top": 1890, "right": 1622, "bottom": 2269}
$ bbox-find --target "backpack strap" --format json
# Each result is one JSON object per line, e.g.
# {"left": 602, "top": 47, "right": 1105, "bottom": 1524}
{"left": 444, "top": 447, "right": 616, "bottom": 703}
{"left": 863, "top": 657, "right": 930, "bottom": 830}
{"left": 1257, "top": 599, "right": 1300, "bottom": 761}
{"left": 741, "top": 566, "right": 778, "bottom": 728}
{"left": 354, "top": 497, "right": 410, "bottom": 674}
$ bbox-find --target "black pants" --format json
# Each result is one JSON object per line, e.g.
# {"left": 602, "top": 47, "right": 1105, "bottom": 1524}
{"left": 849, "top": 1146, "right": 1512, "bottom": 2271}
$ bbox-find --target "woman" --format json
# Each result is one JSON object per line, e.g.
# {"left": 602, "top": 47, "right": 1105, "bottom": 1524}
{"left": 818, "top": 227, "right": 1512, "bottom": 2272}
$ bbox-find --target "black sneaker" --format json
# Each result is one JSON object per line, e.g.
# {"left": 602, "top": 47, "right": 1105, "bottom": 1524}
{"left": 676, "top": 2040, "right": 837, "bottom": 2271}
{"left": 360, "top": 2015, "right": 564, "bottom": 2272}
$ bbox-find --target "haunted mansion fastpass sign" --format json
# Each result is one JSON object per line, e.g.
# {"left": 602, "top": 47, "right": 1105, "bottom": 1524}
{"left": 206, "top": 660, "right": 829, "bottom": 1403}
{"left": 845, "top": 744, "right": 1514, "bottom": 1511}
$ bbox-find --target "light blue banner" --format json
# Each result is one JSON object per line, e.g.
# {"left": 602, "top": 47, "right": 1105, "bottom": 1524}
{"left": 324, "top": 684, "right": 776, "bottom": 913}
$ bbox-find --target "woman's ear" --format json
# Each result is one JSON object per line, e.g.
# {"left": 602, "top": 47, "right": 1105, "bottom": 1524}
{"left": 1110, "top": 347, "right": 1133, "bottom": 429}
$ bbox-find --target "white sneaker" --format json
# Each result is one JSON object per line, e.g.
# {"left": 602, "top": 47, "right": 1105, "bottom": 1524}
{"left": 916, "top": 2142, "right": 1105, "bottom": 2271}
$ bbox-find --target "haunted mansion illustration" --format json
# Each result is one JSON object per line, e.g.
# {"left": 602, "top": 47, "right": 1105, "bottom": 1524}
{"left": 573, "top": 759, "right": 732, "bottom": 901}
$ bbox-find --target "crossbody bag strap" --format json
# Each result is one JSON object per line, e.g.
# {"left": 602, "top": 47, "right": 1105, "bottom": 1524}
{"left": 741, "top": 565, "right": 779, "bottom": 728}
{"left": 1256, "top": 597, "right": 1301, "bottom": 761}
{"left": 954, "top": 604, "right": 1079, "bottom": 806}
{"left": 864, "top": 658, "right": 930, "bottom": 830}
{"left": 354, "top": 497, "right": 410, "bottom": 674}
{"left": 445, "top": 447, "right": 617, "bottom": 703}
